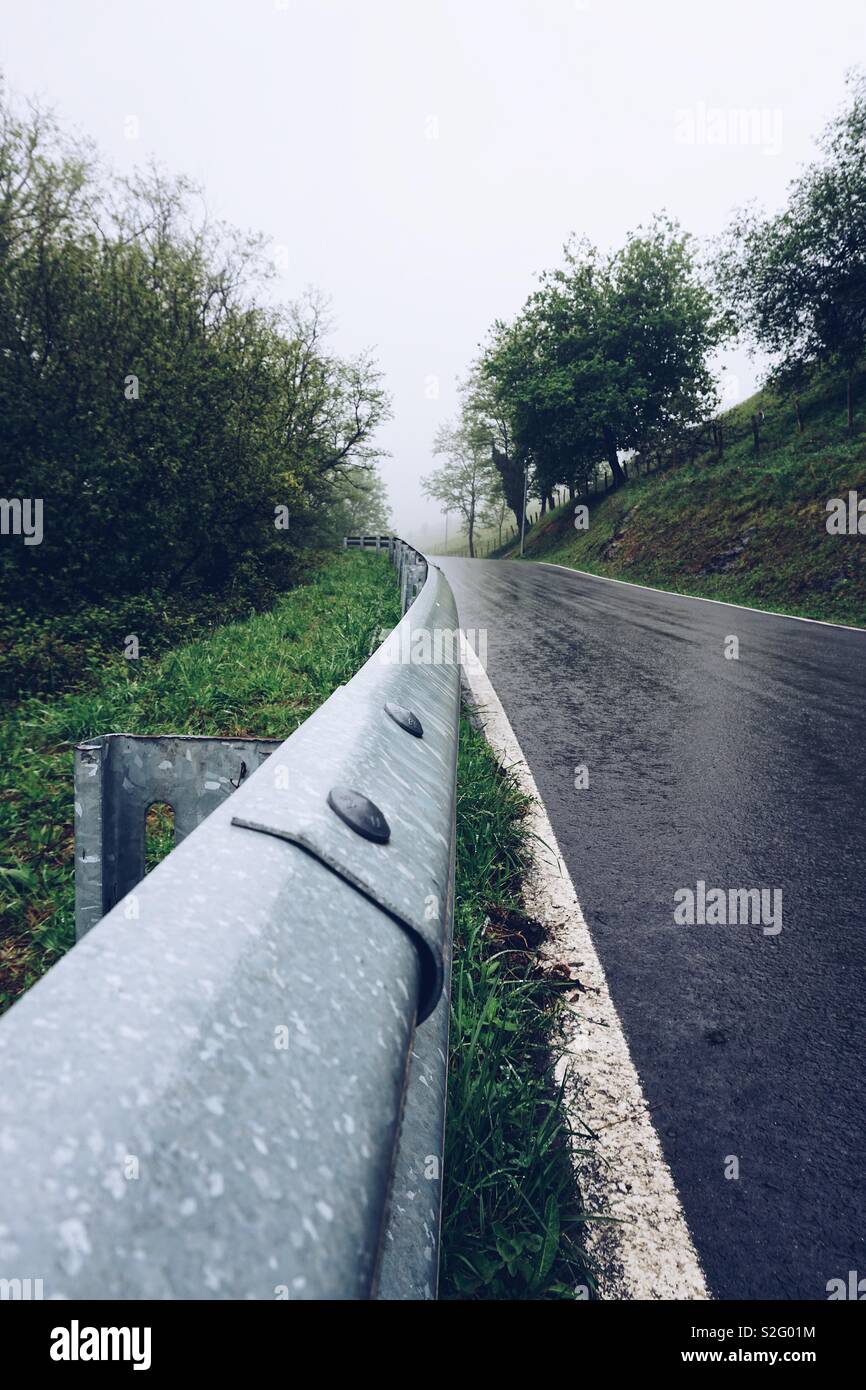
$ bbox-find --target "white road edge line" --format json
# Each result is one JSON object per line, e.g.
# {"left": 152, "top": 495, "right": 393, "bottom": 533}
{"left": 536, "top": 561, "right": 866, "bottom": 633}
{"left": 458, "top": 632, "right": 710, "bottom": 1302}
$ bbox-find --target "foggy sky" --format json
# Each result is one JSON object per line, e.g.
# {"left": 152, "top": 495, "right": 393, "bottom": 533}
{"left": 3, "top": 0, "right": 865, "bottom": 541}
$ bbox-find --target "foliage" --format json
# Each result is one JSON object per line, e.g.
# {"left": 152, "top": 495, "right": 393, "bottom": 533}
{"left": 0, "top": 547, "right": 320, "bottom": 698}
{"left": 475, "top": 216, "right": 722, "bottom": 517}
{"left": 0, "top": 83, "right": 391, "bottom": 612}
{"left": 422, "top": 414, "right": 498, "bottom": 557}
{"left": 479, "top": 483, "right": 510, "bottom": 548}
{"left": 717, "top": 69, "right": 866, "bottom": 416}
{"left": 310, "top": 465, "right": 391, "bottom": 546}
{"left": 463, "top": 364, "right": 531, "bottom": 533}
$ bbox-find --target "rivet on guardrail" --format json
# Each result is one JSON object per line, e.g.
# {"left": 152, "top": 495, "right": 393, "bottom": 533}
{"left": 327, "top": 785, "right": 391, "bottom": 843}
{"left": 384, "top": 702, "right": 424, "bottom": 738}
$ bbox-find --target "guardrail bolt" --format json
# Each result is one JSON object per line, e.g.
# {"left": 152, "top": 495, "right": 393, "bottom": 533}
{"left": 384, "top": 702, "right": 424, "bottom": 738}
{"left": 327, "top": 785, "right": 391, "bottom": 843}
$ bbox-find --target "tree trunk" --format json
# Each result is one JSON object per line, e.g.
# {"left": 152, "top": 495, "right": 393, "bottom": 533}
{"left": 795, "top": 398, "right": 804, "bottom": 434}
{"left": 491, "top": 441, "right": 527, "bottom": 536}
{"left": 603, "top": 427, "right": 625, "bottom": 488}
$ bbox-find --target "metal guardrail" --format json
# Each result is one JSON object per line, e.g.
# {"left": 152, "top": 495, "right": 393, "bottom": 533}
{"left": 345, "top": 534, "right": 427, "bottom": 617}
{"left": 0, "top": 538, "right": 460, "bottom": 1300}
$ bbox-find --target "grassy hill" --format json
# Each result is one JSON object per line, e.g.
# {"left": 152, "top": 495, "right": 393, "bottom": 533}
{"left": 498, "top": 365, "right": 866, "bottom": 627}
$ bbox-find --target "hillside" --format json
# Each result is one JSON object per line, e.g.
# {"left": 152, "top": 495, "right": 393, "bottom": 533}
{"left": 498, "top": 365, "right": 866, "bottom": 627}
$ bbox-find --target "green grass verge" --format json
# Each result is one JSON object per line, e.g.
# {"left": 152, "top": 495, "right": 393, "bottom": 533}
{"left": 503, "top": 363, "right": 866, "bottom": 626}
{"left": 0, "top": 552, "right": 400, "bottom": 1013}
{"left": 0, "top": 552, "right": 321, "bottom": 701}
{"left": 440, "top": 714, "right": 594, "bottom": 1300}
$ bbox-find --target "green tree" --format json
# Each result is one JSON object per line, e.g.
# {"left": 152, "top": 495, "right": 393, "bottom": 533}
{"left": 478, "top": 218, "right": 721, "bottom": 495}
{"left": 316, "top": 466, "right": 391, "bottom": 544}
{"left": 461, "top": 359, "right": 531, "bottom": 532}
{"left": 479, "top": 480, "right": 511, "bottom": 549}
{"left": 422, "top": 418, "right": 496, "bottom": 558}
{"left": 0, "top": 83, "right": 391, "bottom": 610}
{"left": 717, "top": 69, "right": 866, "bottom": 431}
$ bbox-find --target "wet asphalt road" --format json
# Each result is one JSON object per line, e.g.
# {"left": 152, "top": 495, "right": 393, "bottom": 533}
{"left": 438, "top": 556, "right": 866, "bottom": 1302}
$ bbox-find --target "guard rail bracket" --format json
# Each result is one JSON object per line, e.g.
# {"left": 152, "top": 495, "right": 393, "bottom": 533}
{"left": 230, "top": 814, "right": 443, "bottom": 1021}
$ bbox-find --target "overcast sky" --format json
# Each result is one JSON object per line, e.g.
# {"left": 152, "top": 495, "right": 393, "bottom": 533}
{"left": 3, "top": 0, "right": 865, "bottom": 540}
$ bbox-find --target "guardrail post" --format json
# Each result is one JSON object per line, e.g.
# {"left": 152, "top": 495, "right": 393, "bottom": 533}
{"left": 407, "top": 560, "right": 425, "bottom": 609}
{"left": 73, "top": 736, "right": 106, "bottom": 942}
{"left": 73, "top": 735, "right": 281, "bottom": 940}
{"left": 400, "top": 554, "right": 410, "bottom": 614}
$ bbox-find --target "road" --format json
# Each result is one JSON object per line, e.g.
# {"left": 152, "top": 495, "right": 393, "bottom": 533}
{"left": 438, "top": 556, "right": 866, "bottom": 1302}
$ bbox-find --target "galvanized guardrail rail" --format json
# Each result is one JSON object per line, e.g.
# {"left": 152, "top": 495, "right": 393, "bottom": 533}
{"left": 0, "top": 538, "right": 459, "bottom": 1300}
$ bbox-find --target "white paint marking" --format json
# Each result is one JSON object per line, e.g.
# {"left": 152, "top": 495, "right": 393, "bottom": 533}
{"left": 459, "top": 633, "right": 710, "bottom": 1301}
{"left": 537, "top": 561, "right": 866, "bottom": 633}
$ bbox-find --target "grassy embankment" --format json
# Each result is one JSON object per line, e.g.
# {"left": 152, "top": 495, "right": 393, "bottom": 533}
{"left": 0, "top": 553, "right": 400, "bottom": 1011}
{"left": 498, "top": 365, "right": 866, "bottom": 626}
{"left": 441, "top": 717, "right": 593, "bottom": 1299}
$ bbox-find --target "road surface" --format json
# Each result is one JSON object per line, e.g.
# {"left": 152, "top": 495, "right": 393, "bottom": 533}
{"left": 439, "top": 556, "right": 866, "bottom": 1301}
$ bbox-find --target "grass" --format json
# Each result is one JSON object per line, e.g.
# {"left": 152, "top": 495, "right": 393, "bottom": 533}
{"left": 0, "top": 552, "right": 322, "bottom": 700}
{"left": 0, "top": 552, "right": 401, "bottom": 1013}
{"left": 440, "top": 714, "right": 594, "bottom": 1300}
{"left": 500, "top": 363, "right": 866, "bottom": 626}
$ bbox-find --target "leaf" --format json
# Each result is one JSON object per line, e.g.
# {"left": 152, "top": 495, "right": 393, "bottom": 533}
{"left": 537, "top": 1195, "right": 561, "bottom": 1284}
{"left": 0, "top": 865, "right": 37, "bottom": 890}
